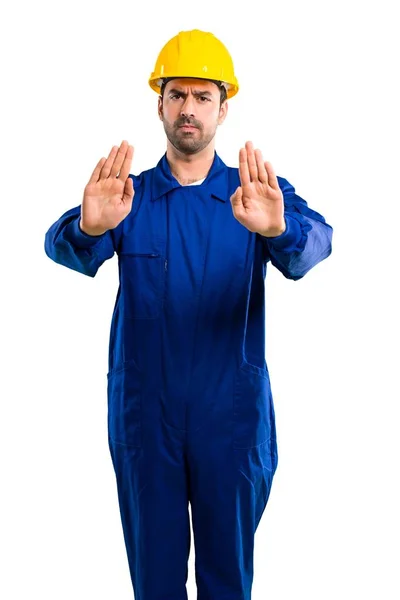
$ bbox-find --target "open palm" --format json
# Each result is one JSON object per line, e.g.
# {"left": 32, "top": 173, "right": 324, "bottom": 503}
{"left": 230, "top": 141, "right": 285, "bottom": 237}
{"left": 81, "top": 141, "right": 135, "bottom": 236}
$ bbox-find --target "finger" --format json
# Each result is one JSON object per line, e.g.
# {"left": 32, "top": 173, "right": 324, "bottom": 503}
{"left": 110, "top": 140, "right": 130, "bottom": 178}
{"left": 255, "top": 149, "right": 268, "bottom": 183}
{"left": 118, "top": 145, "right": 134, "bottom": 182}
{"left": 100, "top": 145, "right": 119, "bottom": 178}
{"left": 88, "top": 157, "right": 107, "bottom": 184}
{"left": 239, "top": 148, "right": 250, "bottom": 186}
{"left": 245, "top": 141, "right": 258, "bottom": 182}
{"left": 264, "top": 161, "right": 279, "bottom": 189}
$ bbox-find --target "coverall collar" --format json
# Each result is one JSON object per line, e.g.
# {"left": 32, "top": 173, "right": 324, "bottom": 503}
{"left": 151, "top": 150, "right": 228, "bottom": 202}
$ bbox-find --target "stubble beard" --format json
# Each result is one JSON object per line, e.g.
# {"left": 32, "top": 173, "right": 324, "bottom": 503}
{"left": 162, "top": 117, "right": 217, "bottom": 155}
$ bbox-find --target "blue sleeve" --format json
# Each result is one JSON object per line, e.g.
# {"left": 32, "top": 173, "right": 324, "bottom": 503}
{"left": 44, "top": 205, "right": 116, "bottom": 277}
{"left": 259, "top": 176, "right": 333, "bottom": 280}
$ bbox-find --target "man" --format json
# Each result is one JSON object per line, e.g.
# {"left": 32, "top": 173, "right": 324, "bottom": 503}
{"left": 45, "top": 29, "right": 333, "bottom": 600}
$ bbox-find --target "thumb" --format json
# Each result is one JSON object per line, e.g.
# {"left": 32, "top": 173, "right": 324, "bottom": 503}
{"left": 123, "top": 176, "right": 134, "bottom": 206}
{"left": 230, "top": 186, "right": 243, "bottom": 209}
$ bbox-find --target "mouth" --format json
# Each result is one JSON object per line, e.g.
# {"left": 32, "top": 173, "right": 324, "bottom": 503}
{"left": 179, "top": 125, "right": 198, "bottom": 131}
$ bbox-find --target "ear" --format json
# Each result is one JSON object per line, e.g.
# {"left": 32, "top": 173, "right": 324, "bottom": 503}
{"left": 158, "top": 96, "right": 163, "bottom": 121}
{"left": 218, "top": 100, "right": 228, "bottom": 126}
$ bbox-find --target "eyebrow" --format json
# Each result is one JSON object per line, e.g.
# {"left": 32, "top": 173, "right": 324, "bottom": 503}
{"left": 168, "top": 88, "right": 213, "bottom": 97}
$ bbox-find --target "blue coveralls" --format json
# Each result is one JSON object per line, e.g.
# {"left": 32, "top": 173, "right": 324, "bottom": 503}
{"left": 45, "top": 151, "right": 333, "bottom": 599}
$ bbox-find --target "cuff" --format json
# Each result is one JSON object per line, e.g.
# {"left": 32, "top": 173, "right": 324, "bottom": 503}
{"left": 262, "top": 213, "right": 310, "bottom": 253}
{"left": 64, "top": 217, "right": 107, "bottom": 249}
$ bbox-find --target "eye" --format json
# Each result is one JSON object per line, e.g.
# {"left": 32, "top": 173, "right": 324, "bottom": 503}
{"left": 199, "top": 96, "right": 210, "bottom": 102}
{"left": 170, "top": 93, "right": 181, "bottom": 100}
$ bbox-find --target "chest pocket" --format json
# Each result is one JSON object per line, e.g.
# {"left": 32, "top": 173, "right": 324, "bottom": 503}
{"left": 119, "top": 251, "right": 167, "bottom": 319}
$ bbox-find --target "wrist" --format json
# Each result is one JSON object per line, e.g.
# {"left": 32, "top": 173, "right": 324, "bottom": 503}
{"left": 79, "top": 219, "right": 107, "bottom": 237}
{"left": 259, "top": 219, "right": 287, "bottom": 238}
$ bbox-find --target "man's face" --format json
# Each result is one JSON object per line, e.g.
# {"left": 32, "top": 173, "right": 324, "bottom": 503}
{"left": 158, "top": 78, "right": 228, "bottom": 155}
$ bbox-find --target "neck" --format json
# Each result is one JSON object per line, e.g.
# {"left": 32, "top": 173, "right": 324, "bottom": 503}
{"left": 166, "top": 142, "right": 215, "bottom": 185}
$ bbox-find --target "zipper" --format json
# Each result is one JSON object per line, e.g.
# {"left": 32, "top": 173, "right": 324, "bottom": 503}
{"left": 120, "top": 253, "right": 160, "bottom": 258}
{"left": 119, "top": 252, "right": 167, "bottom": 271}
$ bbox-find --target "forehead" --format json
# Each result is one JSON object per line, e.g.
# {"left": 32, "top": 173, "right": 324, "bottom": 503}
{"left": 164, "top": 78, "right": 219, "bottom": 94}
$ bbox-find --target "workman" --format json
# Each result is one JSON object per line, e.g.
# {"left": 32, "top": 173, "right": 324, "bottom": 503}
{"left": 45, "top": 28, "right": 333, "bottom": 600}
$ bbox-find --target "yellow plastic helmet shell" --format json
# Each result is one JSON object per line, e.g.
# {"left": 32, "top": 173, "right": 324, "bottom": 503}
{"left": 148, "top": 29, "right": 239, "bottom": 99}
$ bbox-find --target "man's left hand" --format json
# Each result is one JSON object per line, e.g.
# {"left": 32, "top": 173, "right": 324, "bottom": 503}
{"left": 230, "top": 141, "right": 286, "bottom": 237}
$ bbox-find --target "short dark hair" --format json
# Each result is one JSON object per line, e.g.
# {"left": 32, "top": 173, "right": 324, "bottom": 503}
{"left": 160, "top": 78, "right": 227, "bottom": 106}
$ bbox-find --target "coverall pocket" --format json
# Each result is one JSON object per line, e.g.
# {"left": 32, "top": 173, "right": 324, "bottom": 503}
{"left": 235, "top": 438, "right": 278, "bottom": 531}
{"left": 107, "top": 359, "right": 142, "bottom": 447}
{"left": 119, "top": 252, "right": 166, "bottom": 319}
{"left": 233, "top": 359, "right": 276, "bottom": 450}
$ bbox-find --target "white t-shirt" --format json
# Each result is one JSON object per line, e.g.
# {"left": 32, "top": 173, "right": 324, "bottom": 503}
{"left": 185, "top": 178, "right": 206, "bottom": 186}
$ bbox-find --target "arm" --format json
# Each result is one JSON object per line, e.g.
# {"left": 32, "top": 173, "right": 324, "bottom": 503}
{"left": 259, "top": 176, "right": 333, "bottom": 281}
{"left": 44, "top": 141, "right": 135, "bottom": 277}
{"left": 44, "top": 206, "right": 116, "bottom": 278}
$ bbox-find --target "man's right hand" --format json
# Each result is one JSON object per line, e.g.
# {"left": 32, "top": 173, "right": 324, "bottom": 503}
{"left": 80, "top": 140, "right": 135, "bottom": 236}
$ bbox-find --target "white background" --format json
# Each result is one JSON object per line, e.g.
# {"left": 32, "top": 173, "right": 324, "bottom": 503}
{"left": 1, "top": 0, "right": 399, "bottom": 598}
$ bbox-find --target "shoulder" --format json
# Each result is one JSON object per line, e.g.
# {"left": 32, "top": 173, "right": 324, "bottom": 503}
{"left": 127, "top": 164, "right": 156, "bottom": 190}
{"left": 276, "top": 175, "right": 295, "bottom": 194}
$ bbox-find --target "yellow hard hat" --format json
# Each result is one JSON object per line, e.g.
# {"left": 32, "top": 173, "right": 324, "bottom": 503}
{"left": 148, "top": 29, "right": 239, "bottom": 99}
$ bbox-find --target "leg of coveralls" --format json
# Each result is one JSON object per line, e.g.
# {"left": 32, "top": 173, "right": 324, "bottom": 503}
{"left": 188, "top": 428, "right": 276, "bottom": 600}
{"left": 108, "top": 421, "right": 191, "bottom": 600}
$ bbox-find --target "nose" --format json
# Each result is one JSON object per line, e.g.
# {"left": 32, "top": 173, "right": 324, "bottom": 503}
{"left": 180, "top": 94, "right": 196, "bottom": 118}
